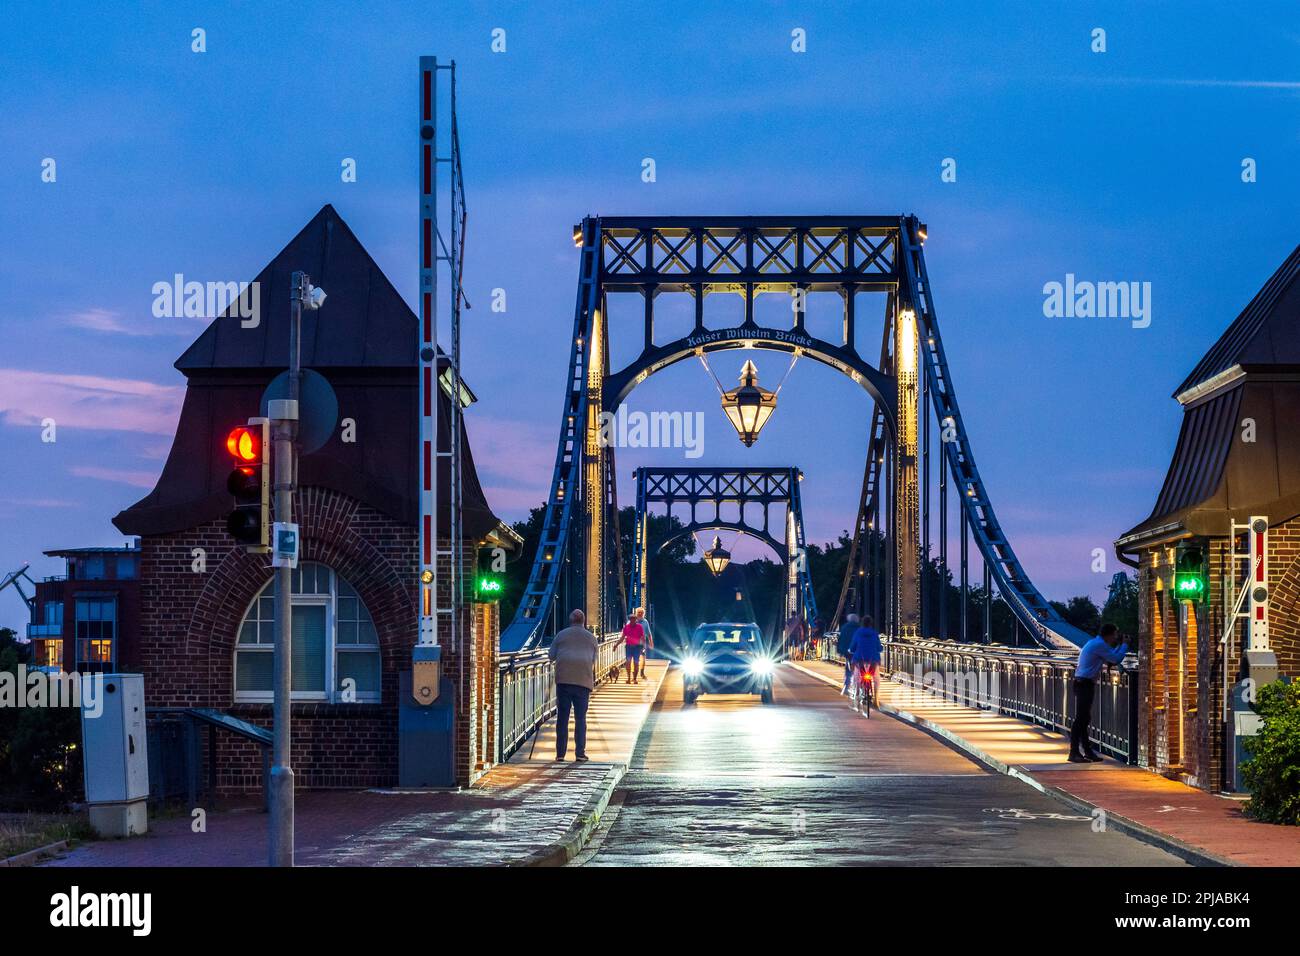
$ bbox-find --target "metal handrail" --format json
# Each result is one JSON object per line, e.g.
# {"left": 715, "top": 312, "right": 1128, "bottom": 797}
{"left": 146, "top": 707, "right": 272, "bottom": 810}
{"left": 881, "top": 636, "right": 1139, "bottom": 763}
{"left": 497, "top": 631, "right": 623, "bottom": 761}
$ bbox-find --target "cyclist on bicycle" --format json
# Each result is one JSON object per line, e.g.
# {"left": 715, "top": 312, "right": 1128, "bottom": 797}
{"left": 847, "top": 615, "right": 882, "bottom": 705}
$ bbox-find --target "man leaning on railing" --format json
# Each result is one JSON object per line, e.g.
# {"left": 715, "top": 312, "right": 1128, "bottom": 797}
{"left": 1069, "top": 623, "right": 1128, "bottom": 763}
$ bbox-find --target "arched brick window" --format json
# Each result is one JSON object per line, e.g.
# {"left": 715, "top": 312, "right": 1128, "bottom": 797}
{"left": 234, "top": 562, "right": 381, "bottom": 703}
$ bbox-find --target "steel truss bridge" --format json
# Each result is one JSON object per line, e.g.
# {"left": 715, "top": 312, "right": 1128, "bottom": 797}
{"left": 630, "top": 466, "right": 818, "bottom": 631}
{"left": 499, "top": 215, "right": 1089, "bottom": 653}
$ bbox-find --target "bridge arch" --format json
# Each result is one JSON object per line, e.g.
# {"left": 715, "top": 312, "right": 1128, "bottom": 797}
{"left": 656, "top": 523, "right": 785, "bottom": 562}
{"left": 499, "top": 214, "right": 1089, "bottom": 653}
{"left": 603, "top": 321, "right": 897, "bottom": 425}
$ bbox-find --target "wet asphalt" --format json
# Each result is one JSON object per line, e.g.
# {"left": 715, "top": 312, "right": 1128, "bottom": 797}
{"left": 580, "top": 664, "right": 1185, "bottom": 866}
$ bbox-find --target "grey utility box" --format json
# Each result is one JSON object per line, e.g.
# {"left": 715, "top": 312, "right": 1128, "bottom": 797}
{"left": 81, "top": 673, "right": 150, "bottom": 837}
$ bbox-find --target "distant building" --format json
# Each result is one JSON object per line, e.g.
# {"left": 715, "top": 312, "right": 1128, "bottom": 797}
{"left": 1117, "top": 244, "right": 1300, "bottom": 791}
{"left": 103, "top": 204, "right": 516, "bottom": 790}
{"left": 27, "top": 544, "right": 141, "bottom": 672}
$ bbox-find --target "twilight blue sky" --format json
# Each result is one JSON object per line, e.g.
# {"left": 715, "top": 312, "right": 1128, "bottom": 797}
{"left": 2, "top": 1, "right": 1299, "bottom": 632}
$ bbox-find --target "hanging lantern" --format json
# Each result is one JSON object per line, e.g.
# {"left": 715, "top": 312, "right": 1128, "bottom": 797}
{"left": 720, "top": 359, "right": 777, "bottom": 446}
{"left": 702, "top": 535, "right": 732, "bottom": 576}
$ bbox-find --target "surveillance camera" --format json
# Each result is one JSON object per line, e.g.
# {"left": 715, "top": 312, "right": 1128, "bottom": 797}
{"left": 308, "top": 285, "right": 327, "bottom": 309}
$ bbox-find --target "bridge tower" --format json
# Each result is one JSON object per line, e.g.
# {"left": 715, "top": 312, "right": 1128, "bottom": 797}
{"left": 894, "top": 300, "right": 920, "bottom": 638}
{"left": 500, "top": 214, "right": 1090, "bottom": 655}
{"left": 583, "top": 301, "right": 608, "bottom": 632}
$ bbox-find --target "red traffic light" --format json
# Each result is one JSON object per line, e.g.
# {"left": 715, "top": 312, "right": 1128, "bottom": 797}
{"left": 226, "top": 426, "right": 260, "bottom": 462}
{"left": 224, "top": 420, "right": 268, "bottom": 551}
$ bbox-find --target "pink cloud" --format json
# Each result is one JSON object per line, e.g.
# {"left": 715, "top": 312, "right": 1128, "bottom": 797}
{"left": 0, "top": 368, "right": 183, "bottom": 435}
{"left": 480, "top": 482, "right": 550, "bottom": 517}
{"left": 64, "top": 307, "right": 204, "bottom": 337}
{"left": 469, "top": 414, "right": 560, "bottom": 519}
{"left": 469, "top": 413, "right": 558, "bottom": 479}
{"left": 70, "top": 465, "right": 160, "bottom": 489}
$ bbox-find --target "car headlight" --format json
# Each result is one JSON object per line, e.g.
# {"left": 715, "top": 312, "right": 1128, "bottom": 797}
{"left": 749, "top": 657, "right": 774, "bottom": 676}
{"left": 682, "top": 657, "right": 704, "bottom": 676}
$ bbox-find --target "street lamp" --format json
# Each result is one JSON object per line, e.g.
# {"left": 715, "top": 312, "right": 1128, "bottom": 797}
{"left": 702, "top": 535, "right": 731, "bottom": 576}
{"left": 720, "top": 359, "right": 777, "bottom": 447}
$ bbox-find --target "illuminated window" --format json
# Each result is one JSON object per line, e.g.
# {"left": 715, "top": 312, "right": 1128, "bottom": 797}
{"left": 36, "top": 640, "right": 63, "bottom": 668}
{"left": 74, "top": 595, "right": 116, "bottom": 668}
{"left": 235, "top": 563, "right": 381, "bottom": 703}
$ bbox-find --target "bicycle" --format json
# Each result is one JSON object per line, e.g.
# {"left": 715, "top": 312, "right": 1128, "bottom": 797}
{"left": 850, "top": 660, "right": 878, "bottom": 718}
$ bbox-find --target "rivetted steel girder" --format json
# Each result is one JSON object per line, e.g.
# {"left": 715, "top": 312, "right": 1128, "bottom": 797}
{"left": 593, "top": 216, "right": 904, "bottom": 426}
{"left": 631, "top": 466, "right": 813, "bottom": 622}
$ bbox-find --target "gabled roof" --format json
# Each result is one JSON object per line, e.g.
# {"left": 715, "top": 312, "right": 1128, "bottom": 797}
{"left": 1116, "top": 383, "right": 1242, "bottom": 545}
{"left": 1119, "top": 240, "right": 1300, "bottom": 550}
{"left": 115, "top": 205, "right": 504, "bottom": 540}
{"left": 1174, "top": 243, "right": 1300, "bottom": 398}
{"left": 175, "top": 204, "right": 415, "bottom": 373}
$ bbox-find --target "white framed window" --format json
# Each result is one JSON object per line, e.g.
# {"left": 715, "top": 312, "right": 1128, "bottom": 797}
{"left": 235, "top": 562, "right": 382, "bottom": 703}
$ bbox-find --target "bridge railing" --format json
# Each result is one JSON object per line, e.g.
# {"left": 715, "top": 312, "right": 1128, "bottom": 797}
{"left": 497, "top": 632, "right": 624, "bottom": 761}
{"left": 816, "top": 633, "right": 1138, "bottom": 763}
{"left": 881, "top": 637, "right": 1139, "bottom": 764}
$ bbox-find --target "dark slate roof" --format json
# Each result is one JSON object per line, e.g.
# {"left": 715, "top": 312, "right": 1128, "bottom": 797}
{"left": 116, "top": 205, "right": 504, "bottom": 541}
{"left": 45, "top": 545, "right": 140, "bottom": 556}
{"left": 1119, "top": 376, "right": 1300, "bottom": 547}
{"left": 175, "top": 204, "right": 415, "bottom": 372}
{"left": 1121, "top": 384, "right": 1242, "bottom": 540}
{"left": 1174, "top": 243, "right": 1300, "bottom": 397}
{"left": 113, "top": 375, "right": 501, "bottom": 540}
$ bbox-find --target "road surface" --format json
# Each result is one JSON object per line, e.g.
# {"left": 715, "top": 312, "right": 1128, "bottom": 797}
{"left": 579, "top": 663, "right": 1184, "bottom": 866}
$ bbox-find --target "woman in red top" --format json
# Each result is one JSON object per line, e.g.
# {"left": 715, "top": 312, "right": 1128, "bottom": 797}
{"left": 621, "top": 616, "right": 644, "bottom": 684}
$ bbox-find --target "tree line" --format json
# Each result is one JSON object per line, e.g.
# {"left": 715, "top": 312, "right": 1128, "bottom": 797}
{"left": 496, "top": 504, "right": 1138, "bottom": 649}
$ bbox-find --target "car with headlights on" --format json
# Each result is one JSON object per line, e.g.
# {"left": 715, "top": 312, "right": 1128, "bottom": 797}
{"left": 680, "top": 622, "right": 776, "bottom": 705}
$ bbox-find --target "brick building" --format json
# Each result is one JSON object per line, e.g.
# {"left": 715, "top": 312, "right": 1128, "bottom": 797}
{"left": 111, "top": 205, "right": 517, "bottom": 790}
{"left": 26, "top": 545, "right": 141, "bottom": 673}
{"left": 1117, "top": 244, "right": 1300, "bottom": 792}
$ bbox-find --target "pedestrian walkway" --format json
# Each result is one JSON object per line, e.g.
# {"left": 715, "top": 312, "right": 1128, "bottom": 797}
{"left": 792, "top": 658, "right": 1300, "bottom": 866}
{"left": 511, "top": 660, "right": 667, "bottom": 765}
{"left": 42, "top": 662, "right": 669, "bottom": 868}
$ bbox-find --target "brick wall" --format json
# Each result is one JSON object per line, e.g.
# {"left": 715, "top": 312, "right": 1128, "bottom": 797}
{"left": 471, "top": 600, "right": 501, "bottom": 776}
{"left": 134, "top": 485, "right": 491, "bottom": 791}
{"left": 1138, "top": 515, "right": 1300, "bottom": 791}
{"left": 1135, "top": 559, "right": 1154, "bottom": 769}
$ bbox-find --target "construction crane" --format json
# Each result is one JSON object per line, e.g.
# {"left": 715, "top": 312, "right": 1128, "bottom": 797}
{"left": 0, "top": 563, "right": 38, "bottom": 617}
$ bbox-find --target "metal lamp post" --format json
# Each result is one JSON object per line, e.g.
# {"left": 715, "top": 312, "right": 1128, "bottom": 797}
{"left": 269, "top": 270, "right": 324, "bottom": 868}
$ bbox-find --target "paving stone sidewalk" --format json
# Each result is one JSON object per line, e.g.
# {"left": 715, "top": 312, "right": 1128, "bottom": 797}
{"left": 42, "top": 662, "right": 668, "bottom": 868}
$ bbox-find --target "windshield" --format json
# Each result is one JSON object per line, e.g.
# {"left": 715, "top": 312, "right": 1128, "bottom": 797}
{"left": 692, "top": 625, "right": 760, "bottom": 646}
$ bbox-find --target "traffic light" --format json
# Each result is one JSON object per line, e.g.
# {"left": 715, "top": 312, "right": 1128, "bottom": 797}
{"left": 225, "top": 419, "right": 269, "bottom": 551}
{"left": 1174, "top": 541, "right": 1206, "bottom": 602}
{"left": 474, "top": 574, "right": 503, "bottom": 600}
